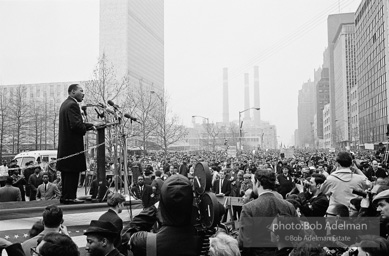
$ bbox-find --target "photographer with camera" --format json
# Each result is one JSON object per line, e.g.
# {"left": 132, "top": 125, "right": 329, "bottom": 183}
{"left": 294, "top": 173, "right": 329, "bottom": 217}
{"left": 21, "top": 205, "right": 69, "bottom": 256}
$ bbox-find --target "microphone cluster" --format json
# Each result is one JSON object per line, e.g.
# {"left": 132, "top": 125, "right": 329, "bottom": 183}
{"left": 85, "top": 100, "right": 139, "bottom": 123}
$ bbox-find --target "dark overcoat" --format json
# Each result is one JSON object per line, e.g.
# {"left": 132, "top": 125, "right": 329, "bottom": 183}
{"left": 57, "top": 97, "right": 93, "bottom": 173}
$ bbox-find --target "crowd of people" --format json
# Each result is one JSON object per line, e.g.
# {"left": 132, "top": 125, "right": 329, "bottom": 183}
{"left": 2, "top": 147, "right": 389, "bottom": 255}
{"left": 0, "top": 160, "right": 61, "bottom": 202}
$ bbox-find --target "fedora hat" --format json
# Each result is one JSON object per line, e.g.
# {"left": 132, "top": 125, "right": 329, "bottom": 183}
{"left": 84, "top": 220, "right": 119, "bottom": 236}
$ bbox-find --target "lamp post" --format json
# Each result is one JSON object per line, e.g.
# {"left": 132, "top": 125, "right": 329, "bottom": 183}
{"left": 192, "top": 115, "right": 209, "bottom": 150}
{"left": 239, "top": 107, "right": 260, "bottom": 152}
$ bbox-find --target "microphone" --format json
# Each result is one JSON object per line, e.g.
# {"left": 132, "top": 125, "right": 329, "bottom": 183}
{"left": 86, "top": 103, "right": 105, "bottom": 108}
{"left": 105, "top": 108, "right": 116, "bottom": 115}
{"left": 107, "top": 100, "right": 120, "bottom": 111}
{"left": 81, "top": 106, "right": 87, "bottom": 116}
{"left": 124, "top": 113, "right": 138, "bottom": 122}
{"left": 95, "top": 108, "right": 104, "bottom": 119}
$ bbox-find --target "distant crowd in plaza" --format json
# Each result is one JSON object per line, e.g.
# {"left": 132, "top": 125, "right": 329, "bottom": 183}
{"left": 3, "top": 146, "right": 389, "bottom": 255}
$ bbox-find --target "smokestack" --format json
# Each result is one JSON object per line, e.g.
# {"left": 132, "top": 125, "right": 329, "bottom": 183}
{"left": 244, "top": 73, "right": 250, "bottom": 120}
{"left": 253, "top": 66, "right": 260, "bottom": 126}
{"left": 223, "top": 68, "right": 229, "bottom": 123}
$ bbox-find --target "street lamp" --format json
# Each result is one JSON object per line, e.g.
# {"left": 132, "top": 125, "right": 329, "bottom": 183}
{"left": 192, "top": 115, "right": 209, "bottom": 150}
{"left": 239, "top": 107, "right": 260, "bottom": 152}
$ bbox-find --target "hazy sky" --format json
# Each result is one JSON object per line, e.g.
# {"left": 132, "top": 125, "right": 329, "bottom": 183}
{"left": 0, "top": 0, "right": 361, "bottom": 146}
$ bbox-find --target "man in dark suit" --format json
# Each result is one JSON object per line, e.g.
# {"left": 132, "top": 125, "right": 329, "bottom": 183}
{"left": 0, "top": 177, "right": 21, "bottom": 202}
{"left": 99, "top": 192, "right": 126, "bottom": 255}
{"left": 151, "top": 170, "right": 164, "bottom": 202}
{"left": 57, "top": 84, "right": 95, "bottom": 204}
{"left": 212, "top": 170, "right": 231, "bottom": 196}
{"left": 131, "top": 176, "right": 154, "bottom": 208}
{"left": 28, "top": 167, "right": 43, "bottom": 201}
{"left": 239, "top": 169, "right": 297, "bottom": 256}
{"left": 178, "top": 158, "right": 189, "bottom": 177}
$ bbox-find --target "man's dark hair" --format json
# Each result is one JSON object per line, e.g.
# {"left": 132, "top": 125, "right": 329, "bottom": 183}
{"left": 336, "top": 152, "right": 352, "bottom": 167}
{"left": 41, "top": 172, "right": 49, "bottom": 178}
{"left": 254, "top": 169, "right": 276, "bottom": 190}
{"left": 28, "top": 220, "right": 44, "bottom": 238}
{"left": 333, "top": 204, "right": 349, "bottom": 217}
{"left": 40, "top": 232, "right": 79, "bottom": 256}
{"left": 359, "top": 235, "right": 389, "bottom": 256}
{"left": 311, "top": 173, "right": 326, "bottom": 185}
{"left": 42, "top": 205, "right": 63, "bottom": 228}
{"left": 68, "top": 84, "right": 79, "bottom": 94}
{"left": 5, "top": 176, "right": 13, "bottom": 185}
{"left": 155, "top": 170, "right": 162, "bottom": 177}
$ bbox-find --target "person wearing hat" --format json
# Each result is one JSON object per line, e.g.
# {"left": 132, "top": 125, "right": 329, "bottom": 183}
{"left": 85, "top": 220, "right": 124, "bottom": 256}
{"left": 373, "top": 189, "right": 389, "bottom": 219}
{"left": 130, "top": 174, "right": 201, "bottom": 256}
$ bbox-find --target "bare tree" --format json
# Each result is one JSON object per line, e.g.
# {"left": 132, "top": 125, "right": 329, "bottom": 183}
{"left": 84, "top": 53, "right": 126, "bottom": 107}
{"left": 125, "top": 81, "right": 158, "bottom": 154}
{"left": 84, "top": 54, "right": 128, "bottom": 160}
{"left": 205, "top": 123, "right": 221, "bottom": 151}
{"left": 49, "top": 98, "right": 60, "bottom": 149}
{"left": 29, "top": 99, "right": 44, "bottom": 150}
{"left": 9, "top": 85, "right": 30, "bottom": 153}
{"left": 0, "top": 88, "right": 10, "bottom": 159}
{"left": 228, "top": 123, "right": 239, "bottom": 147}
{"left": 152, "top": 97, "right": 188, "bottom": 155}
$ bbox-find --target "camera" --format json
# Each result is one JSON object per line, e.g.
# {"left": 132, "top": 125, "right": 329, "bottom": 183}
{"left": 303, "top": 180, "right": 311, "bottom": 189}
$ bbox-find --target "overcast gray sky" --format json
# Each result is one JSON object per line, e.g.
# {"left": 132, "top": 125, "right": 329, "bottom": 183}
{"left": 0, "top": 0, "right": 361, "bottom": 146}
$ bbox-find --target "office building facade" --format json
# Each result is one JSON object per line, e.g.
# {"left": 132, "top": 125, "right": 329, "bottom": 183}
{"left": 355, "top": 0, "right": 389, "bottom": 145}
{"left": 297, "top": 80, "right": 315, "bottom": 147}
{"left": 100, "top": 0, "right": 164, "bottom": 92}
{"left": 333, "top": 22, "right": 356, "bottom": 148}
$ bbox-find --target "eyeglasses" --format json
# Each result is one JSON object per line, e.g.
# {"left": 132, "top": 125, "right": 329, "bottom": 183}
{"left": 31, "top": 247, "right": 42, "bottom": 256}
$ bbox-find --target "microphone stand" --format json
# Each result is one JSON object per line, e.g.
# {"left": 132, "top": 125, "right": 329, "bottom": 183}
{"left": 120, "top": 113, "right": 139, "bottom": 221}
{"left": 122, "top": 120, "right": 132, "bottom": 220}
